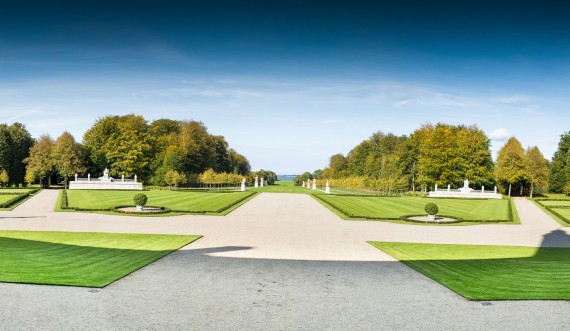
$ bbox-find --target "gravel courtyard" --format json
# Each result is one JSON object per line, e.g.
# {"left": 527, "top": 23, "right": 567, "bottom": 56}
{"left": 1, "top": 190, "right": 569, "bottom": 330}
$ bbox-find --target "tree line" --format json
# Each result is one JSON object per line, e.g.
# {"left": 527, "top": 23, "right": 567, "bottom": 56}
{"left": 23, "top": 115, "right": 254, "bottom": 188}
{"left": 300, "top": 123, "right": 555, "bottom": 196}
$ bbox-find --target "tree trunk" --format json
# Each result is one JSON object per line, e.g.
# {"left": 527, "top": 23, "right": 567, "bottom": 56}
{"left": 508, "top": 183, "right": 512, "bottom": 197}
{"left": 530, "top": 182, "right": 534, "bottom": 198}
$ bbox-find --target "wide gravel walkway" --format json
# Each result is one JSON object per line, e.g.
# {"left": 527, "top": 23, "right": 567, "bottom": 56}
{"left": 0, "top": 192, "right": 569, "bottom": 330}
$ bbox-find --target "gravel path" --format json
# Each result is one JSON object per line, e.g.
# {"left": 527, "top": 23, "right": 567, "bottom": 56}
{"left": 0, "top": 192, "right": 569, "bottom": 330}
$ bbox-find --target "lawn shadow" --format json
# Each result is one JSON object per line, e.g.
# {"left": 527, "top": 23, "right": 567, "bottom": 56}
{"left": 371, "top": 229, "right": 570, "bottom": 300}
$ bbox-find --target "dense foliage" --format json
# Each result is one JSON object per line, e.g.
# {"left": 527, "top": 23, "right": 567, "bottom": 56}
{"left": 0, "top": 123, "right": 34, "bottom": 186}
{"left": 24, "top": 115, "right": 251, "bottom": 187}
{"left": 307, "top": 124, "right": 495, "bottom": 192}
{"left": 303, "top": 123, "right": 549, "bottom": 196}
{"left": 549, "top": 131, "right": 570, "bottom": 194}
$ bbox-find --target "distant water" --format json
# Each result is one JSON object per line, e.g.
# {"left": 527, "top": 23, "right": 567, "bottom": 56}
{"left": 277, "top": 175, "right": 297, "bottom": 181}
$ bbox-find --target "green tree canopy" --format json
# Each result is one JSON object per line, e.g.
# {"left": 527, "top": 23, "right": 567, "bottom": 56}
{"left": 526, "top": 146, "right": 548, "bottom": 197}
{"left": 548, "top": 131, "right": 570, "bottom": 193}
{"left": 24, "top": 135, "right": 55, "bottom": 186}
{"left": 494, "top": 137, "right": 529, "bottom": 196}
{"left": 53, "top": 131, "right": 86, "bottom": 189}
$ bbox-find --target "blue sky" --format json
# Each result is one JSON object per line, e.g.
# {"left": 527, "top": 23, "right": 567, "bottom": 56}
{"left": 1, "top": 0, "right": 570, "bottom": 174}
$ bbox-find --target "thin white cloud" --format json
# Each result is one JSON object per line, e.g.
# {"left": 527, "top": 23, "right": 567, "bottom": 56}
{"left": 489, "top": 128, "right": 511, "bottom": 142}
{"left": 394, "top": 99, "right": 411, "bottom": 107}
{"left": 494, "top": 94, "right": 535, "bottom": 104}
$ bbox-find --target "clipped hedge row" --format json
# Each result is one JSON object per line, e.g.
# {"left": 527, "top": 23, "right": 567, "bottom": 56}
{"left": 0, "top": 188, "right": 40, "bottom": 208}
{"left": 535, "top": 200, "right": 570, "bottom": 225}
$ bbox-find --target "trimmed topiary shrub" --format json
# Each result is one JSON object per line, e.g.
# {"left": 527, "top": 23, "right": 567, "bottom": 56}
{"left": 425, "top": 203, "right": 439, "bottom": 215}
{"left": 133, "top": 193, "right": 148, "bottom": 206}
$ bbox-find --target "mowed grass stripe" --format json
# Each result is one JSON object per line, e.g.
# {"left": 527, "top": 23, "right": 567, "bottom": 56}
{"left": 66, "top": 190, "right": 253, "bottom": 212}
{"left": 0, "top": 194, "right": 22, "bottom": 204}
{"left": 0, "top": 230, "right": 201, "bottom": 287}
{"left": 370, "top": 242, "right": 570, "bottom": 300}
{"left": 318, "top": 195, "right": 510, "bottom": 221}
{"left": 539, "top": 200, "right": 570, "bottom": 207}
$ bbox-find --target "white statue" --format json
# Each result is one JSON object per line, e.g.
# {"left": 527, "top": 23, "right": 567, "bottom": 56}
{"left": 312, "top": 178, "right": 316, "bottom": 190}
{"left": 260, "top": 177, "right": 264, "bottom": 187}
{"left": 459, "top": 179, "right": 472, "bottom": 193}
{"left": 325, "top": 180, "right": 330, "bottom": 194}
{"left": 254, "top": 176, "right": 259, "bottom": 188}
{"left": 302, "top": 182, "right": 305, "bottom": 188}
{"left": 240, "top": 178, "right": 246, "bottom": 191}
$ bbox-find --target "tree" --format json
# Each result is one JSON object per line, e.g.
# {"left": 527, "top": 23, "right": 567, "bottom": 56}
{"left": 163, "top": 169, "right": 186, "bottom": 188}
{"left": 0, "top": 170, "right": 9, "bottom": 187}
{"left": 53, "top": 132, "right": 85, "bottom": 189}
{"left": 8, "top": 123, "right": 34, "bottom": 185}
{"left": 24, "top": 135, "right": 55, "bottom": 187}
{"left": 548, "top": 132, "right": 570, "bottom": 193}
{"left": 417, "top": 123, "right": 494, "bottom": 189}
{"left": 526, "top": 146, "right": 548, "bottom": 198}
{"left": 495, "top": 137, "right": 529, "bottom": 196}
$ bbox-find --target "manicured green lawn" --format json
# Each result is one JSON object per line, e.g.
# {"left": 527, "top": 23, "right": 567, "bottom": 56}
{"left": 0, "top": 194, "right": 21, "bottom": 204}
{"left": 65, "top": 190, "right": 255, "bottom": 214}
{"left": 543, "top": 193, "right": 570, "bottom": 200}
{"left": 538, "top": 200, "right": 570, "bottom": 207}
{"left": 370, "top": 242, "right": 570, "bottom": 300}
{"left": 552, "top": 208, "right": 570, "bottom": 219}
{"left": 0, "top": 230, "right": 200, "bottom": 287}
{"left": 249, "top": 180, "right": 318, "bottom": 194}
{"left": 316, "top": 195, "right": 512, "bottom": 222}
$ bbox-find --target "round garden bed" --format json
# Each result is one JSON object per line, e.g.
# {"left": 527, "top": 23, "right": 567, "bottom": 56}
{"left": 112, "top": 206, "right": 171, "bottom": 215}
{"left": 404, "top": 215, "right": 462, "bottom": 224}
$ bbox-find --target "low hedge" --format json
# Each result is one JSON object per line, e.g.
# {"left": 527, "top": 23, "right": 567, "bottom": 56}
{"left": 535, "top": 200, "right": 570, "bottom": 225}
{"left": 112, "top": 205, "right": 171, "bottom": 215}
{"left": 0, "top": 188, "right": 40, "bottom": 208}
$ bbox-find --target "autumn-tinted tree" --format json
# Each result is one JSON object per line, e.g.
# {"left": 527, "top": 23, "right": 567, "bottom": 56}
{"left": 105, "top": 115, "right": 154, "bottom": 178}
{"left": 0, "top": 170, "right": 8, "bottom": 187}
{"left": 495, "top": 137, "right": 529, "bottom": 196}
{"left": 24, "top": 135, "right": 55, "bottom": 187}
{"left": 548, "top": 132, "right": 570, "bottom": 193}
{"left": 526, "top": 146, "right": 548, "bottom": 198}
{"left": 53, "top": 132, "right": 86, "bottom": 189}
{"left": 417, "top": 123, "right": 493, "bottom": 189}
